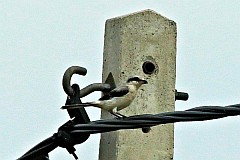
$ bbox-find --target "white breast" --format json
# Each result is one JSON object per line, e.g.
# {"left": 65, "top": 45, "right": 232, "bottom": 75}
{"left": 98, "top": 84, "right": 138, "bottom": 112}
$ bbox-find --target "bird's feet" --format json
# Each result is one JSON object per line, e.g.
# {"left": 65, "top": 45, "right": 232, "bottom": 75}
{"left": 111, "top": 112, "right": 151, "bottom": 133}
{"left": 111, "top": 112, "right": 127, "bottom": 119}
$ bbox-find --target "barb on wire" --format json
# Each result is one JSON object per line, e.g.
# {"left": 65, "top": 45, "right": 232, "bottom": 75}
{"left": 71, "top": 103, "right": 240, "bottom": 135}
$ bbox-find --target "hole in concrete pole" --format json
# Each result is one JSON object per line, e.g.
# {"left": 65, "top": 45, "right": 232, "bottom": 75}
{"left": 142, "top": 61, "right": 156, "bottom": 74}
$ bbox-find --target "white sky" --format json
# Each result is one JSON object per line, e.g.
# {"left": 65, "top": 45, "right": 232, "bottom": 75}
{"left": 1, "top": 1, "right": 240, "bottom": 160}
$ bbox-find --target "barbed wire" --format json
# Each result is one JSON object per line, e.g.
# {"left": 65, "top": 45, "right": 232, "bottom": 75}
{"left": 71, "top": 103, "right": 240, "bottom": 135}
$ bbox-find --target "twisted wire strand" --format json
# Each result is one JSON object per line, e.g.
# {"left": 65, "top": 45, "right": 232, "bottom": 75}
{"left": 71, "top": 104, "right": 240, "bottom": 134}
{"left": 17, "top": 103, "right": 240, "bottom": 159}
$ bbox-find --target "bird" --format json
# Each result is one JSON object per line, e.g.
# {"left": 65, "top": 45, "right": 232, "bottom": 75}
{"left": 61, "top": 76, "right": 148, "bottom": 118}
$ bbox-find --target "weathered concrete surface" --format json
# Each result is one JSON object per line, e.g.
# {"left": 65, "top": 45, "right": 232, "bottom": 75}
{"left": 99, "top": 9, "right": 176, "bottom": 160}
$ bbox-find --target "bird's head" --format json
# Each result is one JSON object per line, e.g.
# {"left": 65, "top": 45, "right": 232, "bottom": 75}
{"left": 126, "top": 76, "right": 148, "bottom": 88}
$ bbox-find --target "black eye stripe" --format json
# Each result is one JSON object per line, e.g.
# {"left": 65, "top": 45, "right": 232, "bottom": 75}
{"left": 127, "top": 77, "right": 140, "bottom": 82}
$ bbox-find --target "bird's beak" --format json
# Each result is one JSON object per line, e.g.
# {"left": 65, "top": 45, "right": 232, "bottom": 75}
{"left": 141, "top": 79, "right": 148, "bottom": 84}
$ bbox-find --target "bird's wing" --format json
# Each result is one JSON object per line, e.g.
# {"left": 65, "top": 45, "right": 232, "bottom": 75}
{"left": 99, "top": 86, "right": 129, "bottom": 100}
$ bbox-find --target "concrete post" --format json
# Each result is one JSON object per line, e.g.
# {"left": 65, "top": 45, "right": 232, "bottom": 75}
{"left": 99, "top": 9, "right": 177, "bottom": 160}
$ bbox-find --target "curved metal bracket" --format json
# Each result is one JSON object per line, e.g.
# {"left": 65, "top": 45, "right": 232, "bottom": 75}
{"left": 62, "top": 66, "right": 87, "bottom": 97}
{"left": 62, "top": 66, "right": 112, "bottom": 98}
{"left": 80, "top": 83, "right": 111, "bottom": 98}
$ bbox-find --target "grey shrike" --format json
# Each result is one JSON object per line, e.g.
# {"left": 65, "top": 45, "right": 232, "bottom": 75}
{"left": 61, "top": 76, "right": 148, "bottom": 118}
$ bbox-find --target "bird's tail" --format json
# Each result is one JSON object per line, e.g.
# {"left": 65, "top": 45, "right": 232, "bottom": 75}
{"left": 61, "top": 102, "right": 98, "bottom": 110}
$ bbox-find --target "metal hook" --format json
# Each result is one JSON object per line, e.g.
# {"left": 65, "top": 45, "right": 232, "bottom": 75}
{"left": 80, "top": 83, "right": 111, "bottom": 98}
{"left": 62, "top": 66, "right": 87, "bottom": 97}
{"left": 62, "top": 66, "right": 112, "bottom": 98}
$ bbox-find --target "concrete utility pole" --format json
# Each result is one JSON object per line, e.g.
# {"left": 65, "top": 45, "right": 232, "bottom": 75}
{"left": 99, "top": 9, "right": 177, "bottom": 160}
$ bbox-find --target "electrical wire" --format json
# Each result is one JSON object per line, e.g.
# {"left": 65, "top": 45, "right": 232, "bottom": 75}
{"left": 71, "top": 103, "right": 240, "bottom": 134}
{"left": 17, "top": 103, "right": 240, "bottom": 160}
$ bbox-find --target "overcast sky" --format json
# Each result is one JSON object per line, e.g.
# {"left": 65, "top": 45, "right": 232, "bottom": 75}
{"left": 1, "top": 1, "right": 240, "bottom": 160}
